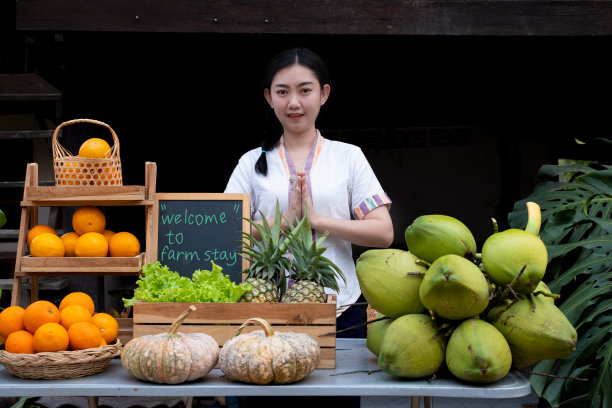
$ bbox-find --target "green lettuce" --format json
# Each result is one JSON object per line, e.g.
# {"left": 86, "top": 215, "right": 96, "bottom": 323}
{"left": 123, "top": 261, "right": 250, "bottom": 306}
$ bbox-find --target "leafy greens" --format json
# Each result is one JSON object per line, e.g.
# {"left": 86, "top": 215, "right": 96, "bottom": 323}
{"left": 123, "top": 261, "right": 250, "bottom": 306}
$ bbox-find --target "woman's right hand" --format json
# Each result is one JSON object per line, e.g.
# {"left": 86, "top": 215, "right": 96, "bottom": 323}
{"left": 285, "top": 176, "right": 303, "bottom": 226}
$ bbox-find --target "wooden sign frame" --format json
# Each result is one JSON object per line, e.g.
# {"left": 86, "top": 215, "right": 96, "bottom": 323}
{"left": 152, "top": 193, "right": 250, "bottom": 281}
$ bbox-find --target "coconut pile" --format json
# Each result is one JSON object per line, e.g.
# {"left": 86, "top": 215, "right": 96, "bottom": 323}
{"left": 356, "top": 202, "right": 577, "bottom": 384}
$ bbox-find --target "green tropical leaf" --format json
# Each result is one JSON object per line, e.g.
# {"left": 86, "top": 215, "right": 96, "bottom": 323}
{"left": 537, "top": 163, "right": 597, "bottom": 179}
{"left": 508, "top": 163, "right": 612, "bottom": 408}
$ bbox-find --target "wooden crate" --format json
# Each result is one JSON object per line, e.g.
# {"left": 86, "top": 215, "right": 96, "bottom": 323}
{"left": 132, "top": 295, "right": 337, "bottom": 369}
{"left": 116, "top": 318, "right": 134, "bottom": 346}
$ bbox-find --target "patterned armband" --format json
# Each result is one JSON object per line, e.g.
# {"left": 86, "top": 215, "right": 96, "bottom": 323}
{"left": 354, "top": 193, "right": 392, "bottom": 220}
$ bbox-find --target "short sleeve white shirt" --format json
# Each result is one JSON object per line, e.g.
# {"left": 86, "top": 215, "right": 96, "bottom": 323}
{"left": 225, "top": 132, "right": 391, "bottom": 315}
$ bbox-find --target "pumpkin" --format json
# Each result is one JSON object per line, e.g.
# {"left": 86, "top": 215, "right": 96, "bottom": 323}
{"left": 218, "top": 317, "right": 321, "bottom": 384}
{"left": 121, "top": 305, "right": 219, "bottom": 384}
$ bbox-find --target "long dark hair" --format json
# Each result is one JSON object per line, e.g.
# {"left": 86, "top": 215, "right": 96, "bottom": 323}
{"left": 255, "top": 47, "right": 331, "bottom": 175}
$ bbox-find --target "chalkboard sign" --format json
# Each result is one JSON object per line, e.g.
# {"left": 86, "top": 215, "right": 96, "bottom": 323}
{"left": 153, "top": 193, "right": 251, "bottom": 283}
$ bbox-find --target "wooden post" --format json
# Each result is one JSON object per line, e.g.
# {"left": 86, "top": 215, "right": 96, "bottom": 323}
{"left": 144, "top": 161, "right": 156, "bottom": 265}
{"left": 11, "top": 163, "right": 37, "bottom": 306}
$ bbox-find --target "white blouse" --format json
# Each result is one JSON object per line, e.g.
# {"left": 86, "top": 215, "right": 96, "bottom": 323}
{"left": 224, "top": 132, "right": 391, "bottom": 315}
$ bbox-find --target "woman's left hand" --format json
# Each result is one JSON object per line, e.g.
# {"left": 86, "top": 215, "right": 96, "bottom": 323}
{"left": 298, "top": 172, "right": 319, "bottom": 228}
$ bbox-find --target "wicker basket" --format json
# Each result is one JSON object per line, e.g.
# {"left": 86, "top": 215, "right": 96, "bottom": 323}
{"left": 53, "top": 118, "right": 123, "bottom": 186}
{"left": 0, "top": 340, "right": 122, "bottom": 380}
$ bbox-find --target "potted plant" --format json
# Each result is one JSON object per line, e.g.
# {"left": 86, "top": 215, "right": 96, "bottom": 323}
{"left": 507, "top": 137, "right": 612, "bottom": 407}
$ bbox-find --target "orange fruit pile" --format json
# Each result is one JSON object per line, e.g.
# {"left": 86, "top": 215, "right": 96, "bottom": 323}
{"left": 0, "top": 292, "right": 119, "bottom": 354}
{"left": 26, "top": 206, "right": 141, "bottom": 258}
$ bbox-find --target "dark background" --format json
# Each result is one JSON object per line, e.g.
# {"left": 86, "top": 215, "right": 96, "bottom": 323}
{"left": 2, "top": 1, "right": 612, "bottom": 310}
{"left": 7, "top": 33, "right": 609, "bottom": 232}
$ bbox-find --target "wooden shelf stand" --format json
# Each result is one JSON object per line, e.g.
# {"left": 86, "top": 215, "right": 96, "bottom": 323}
{"left": 11, "top": 161, "right": 157, "bottom": 306}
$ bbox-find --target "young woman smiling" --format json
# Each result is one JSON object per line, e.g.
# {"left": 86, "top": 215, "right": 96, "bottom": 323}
{"left": 225, "top": 46, "right": 393, "bottom": 335}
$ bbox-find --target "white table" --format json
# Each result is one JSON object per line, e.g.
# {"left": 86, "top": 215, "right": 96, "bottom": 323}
{"left": 0, "top": 339, "right": 532, "bottom": 408}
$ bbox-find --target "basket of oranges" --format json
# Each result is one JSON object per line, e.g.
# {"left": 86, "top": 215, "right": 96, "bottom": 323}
{"left": 52, "top": 118, "right": 123, "bottom": 186}
{"left": 0, "top": 292, "right": 122, "bottom": 379}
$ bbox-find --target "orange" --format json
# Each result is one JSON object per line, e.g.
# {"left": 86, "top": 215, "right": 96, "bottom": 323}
{"left": 68, "top": 321, "right": 102, "bottom": 350}
{"left": 72, "top": 206, "right": 106, "bottom": 235}
{"left": 102, "top": 229, "right": 116, "bottom": 243}
{"left": 59, "top": 292, "right": 96, "bottom": 315}
{"left": 5, "top": 330, "right": 35, "bottom": 354}
{"left": 78, "top": 137, "right": 111, "bottom": 159}
{"left": 30, "top": 233, "right": 65, "bottom": 257}
{"left": 108, "top": 232, "right": 141, "bottom": 257}
{"left": 26, "top": 225, "right": 57, "bottom": 247}
{"left": 99, "top": 337, "right": 108, "bottom": 347}
{"left": 60, "top": 231, "right": 80, "bottom": 257}
{"left": 0, "top": 306, "right": 26, "bottom": 343}
{"left": 74, "top": 232, "right": 109, "bottom": 257}
{"left": 33, "top": 322, "right": 70, "bottom": 352}
{"left": 59, "top": 304, "right": 92, "bottom": 330}
{"left": 23, "top": 300, "right": 61, "bottom": 334}
{"left": 91, "top": 312, "right": 119, "bottom": 343}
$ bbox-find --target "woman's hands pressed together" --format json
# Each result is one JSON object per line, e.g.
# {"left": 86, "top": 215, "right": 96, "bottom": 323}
{"left": 287, "top": 172, "right": 393, "bottom": 248}
{"left": 286, "top": 172, "right": 317, "bottom": 227}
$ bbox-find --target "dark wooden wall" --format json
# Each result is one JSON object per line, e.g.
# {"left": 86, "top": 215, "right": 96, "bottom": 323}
{"left": 14, "top": 0, "right": 612, "bottom": 35}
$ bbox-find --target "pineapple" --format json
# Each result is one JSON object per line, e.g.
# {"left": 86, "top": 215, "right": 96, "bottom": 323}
{"left": 281, "top": 208, "right": 346, "bottom": 303}
{"left": 238, "top": 201, "right": 306, "bottom": 303}
{"left": 240, "top": 278, "right": 280, "bottom": 303}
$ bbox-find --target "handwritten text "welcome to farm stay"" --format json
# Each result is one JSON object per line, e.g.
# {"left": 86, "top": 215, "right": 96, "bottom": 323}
{"left": 159, "top": 204, "right": 238, "bottom": 267}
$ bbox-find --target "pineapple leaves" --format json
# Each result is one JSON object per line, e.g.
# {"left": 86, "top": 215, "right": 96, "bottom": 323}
{"left": 283, "top": 207, "right": 346, "bottom": 293}
{"left": 508, "top": 164, "right": 612, "bottom": 408}
{"left": 239, "top": 202, "right": 346, "bottom": 300}
{"left": 239, "top": 202, "right": 292, "bottom": 290}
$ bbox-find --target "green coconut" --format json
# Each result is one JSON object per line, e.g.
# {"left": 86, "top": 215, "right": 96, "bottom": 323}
{"left": 404, "top": 214, "right": 477, "bottom": 263}
{"left": 355, "top": 249, "right": 426, "bottom": 318}
{"left": 482, "top": 202, "right": 548, "bottom": 294}
{"left": 482, "top": 229, "right": 548, "bottom": 294}
{"left": 378, "top": 314, "right": 446, "bottom": 378}
{"left": 445, "top": 319, "right": 512, "bottom": 383}
{"left": 487, "top": 294, "right": 577, "bottom": 368}
{"left": 366, "top": 313, "right": 394, "bottom": 357}
{"left": 419, "top": 254, "right": 490, "bottom": 320}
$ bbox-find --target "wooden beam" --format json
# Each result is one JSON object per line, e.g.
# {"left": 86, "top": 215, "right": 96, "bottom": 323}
{"left": 0, "top": 130, "right": 54, "bottom": 140}
{"left": 15, "top": 0, "right": 612, "bottom": 36}
{"left": 0, "top": 74, "right": 61, "bottom": 102}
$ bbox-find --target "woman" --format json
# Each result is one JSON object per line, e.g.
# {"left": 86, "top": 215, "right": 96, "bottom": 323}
{"left": 224, "top": 47, "right": 393, "bottom": 337}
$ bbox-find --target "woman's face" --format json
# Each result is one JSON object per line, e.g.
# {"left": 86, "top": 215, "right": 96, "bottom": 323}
{"left": 264, "top": 64, "right": 330, "bottom": 138}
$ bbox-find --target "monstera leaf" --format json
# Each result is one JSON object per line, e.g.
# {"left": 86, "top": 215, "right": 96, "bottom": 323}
{"left": 508, "top": 164, "right": 612, "bottom": 408}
